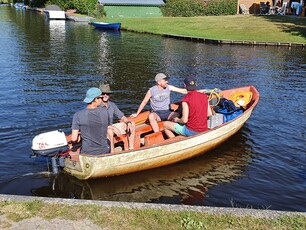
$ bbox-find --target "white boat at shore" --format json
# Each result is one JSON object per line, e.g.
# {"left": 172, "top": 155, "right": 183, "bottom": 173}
{"left": 44, "top": 5, "right": 65, "bottom": 20}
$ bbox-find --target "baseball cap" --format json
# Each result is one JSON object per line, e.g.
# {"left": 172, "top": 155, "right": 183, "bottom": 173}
{"left": 155, "top": 73, "right": 170, "bottom": 83}
{"left": 184, "top": 76, "right": 197, "bottom": 91}
{"left": 83, "top": 87, "right": 102, "bottom": 103}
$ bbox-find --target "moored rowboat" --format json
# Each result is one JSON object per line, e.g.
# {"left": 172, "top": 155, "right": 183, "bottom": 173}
{"left": 90, "top": 22, "right": 121, "bottom": 30}
{"left": 31, "top": 85, "right": 259, "bottom": 180}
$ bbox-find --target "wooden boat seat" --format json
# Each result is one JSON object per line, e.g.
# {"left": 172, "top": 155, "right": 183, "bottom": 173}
{"left": 113, "top": 111, "right": 151, "bottom": 150}
{"left": 114, "top": 135, "right": 129, "bottom": 150}
{"left": 161, "top": 135, "right": 186, "bottom": 144}
{"left": 144, "top": 134, "right": 186, "bottom": 148}
{"left": 126, "top": 111, "right": 150, "bottom": 125}
{"left": 142, "top": 131, "right": 186, "bottom": 148}
{"left": 144, "top": 131, "right": 165, "bottom": 147}
{"left": 134, "top": 122, "right": 165, "bottom": 149}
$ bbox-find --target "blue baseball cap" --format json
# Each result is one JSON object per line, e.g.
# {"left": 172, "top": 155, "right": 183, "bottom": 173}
{"left": 83, "top": 87, "right": 102, "bottom": 103}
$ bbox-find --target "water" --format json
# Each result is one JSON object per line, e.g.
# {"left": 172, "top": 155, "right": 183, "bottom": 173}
{"left": 0, "top": 7, "right": 305, "bottom": 212}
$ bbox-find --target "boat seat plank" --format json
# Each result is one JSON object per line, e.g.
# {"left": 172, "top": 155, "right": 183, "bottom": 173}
{"left": 113, "top": 111, "right": 151, "bottom": 150}
{"left": 144, "top": 131, "right": 165, "bottom": 147}
{"left": 125, "top": 111, "right": 150, "bottom": 126}
{"left": 134, "top": 122, "right": 164, "bottom": 149}
{"left": 160, "top": 135, "right": 186, "bottom": 144}
{"left": 114, "top": 135, "right": 129, "bottom": 150}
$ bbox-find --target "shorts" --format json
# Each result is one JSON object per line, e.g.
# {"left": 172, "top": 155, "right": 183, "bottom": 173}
{"left": 174, "top": 123, "right": 199, "bottom": 137}
{"left": 112, "top": 122, "right": 127, "bottom": 135}
{"left": 153, "top": 110, "right": 173, "bottom": 121}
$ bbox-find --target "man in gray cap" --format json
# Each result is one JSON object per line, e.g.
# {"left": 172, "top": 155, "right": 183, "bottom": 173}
{"left": 131, "top": 73, "right": 188, "bottom": 133}
{"left": 71, "top": 87, "right": 110, "bottom": 154}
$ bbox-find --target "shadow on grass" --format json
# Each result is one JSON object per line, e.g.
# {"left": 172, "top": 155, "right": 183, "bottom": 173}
{"left": 257, "top": 15, "right": 306, "bottom": 41}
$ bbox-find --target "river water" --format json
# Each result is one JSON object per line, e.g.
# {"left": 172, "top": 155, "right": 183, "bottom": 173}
{"left": 0, "top": 6, "right": 305, "bottom": 212}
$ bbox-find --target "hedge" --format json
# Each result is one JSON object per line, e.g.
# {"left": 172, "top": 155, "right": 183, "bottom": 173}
{"left": 30, "top": 0, "right": 105, "bottom": 17}
{"left": 162, "top": 0, "right": 237, "bottom": 17}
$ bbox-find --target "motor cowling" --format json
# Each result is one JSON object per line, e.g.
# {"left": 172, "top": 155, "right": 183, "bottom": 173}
{"left": 31, "top": 130, "right": 69, "bottom": 157}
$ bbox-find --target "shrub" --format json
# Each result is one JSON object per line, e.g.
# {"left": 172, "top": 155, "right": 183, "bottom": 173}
{"left": 45, "top": 0, "right": 74, "bottom": 11}
{"left": 30, "top": 0, "right": 48, "bottom": 8}
{"left": 90, "top": 3, "right": 106, "bottom": 18}
{"left": 162, "top": 0, "right": 237, "bottom": 17}
{"left": 45, "top": 0, "right": 106, "bottom": 17}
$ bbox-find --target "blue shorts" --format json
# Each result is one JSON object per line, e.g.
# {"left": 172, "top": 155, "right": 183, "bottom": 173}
{"left": 153, "top": 110, "right": 173, "bottom": 121}
{"left": 174, "top": 123, "right": 199, "bottom": 137}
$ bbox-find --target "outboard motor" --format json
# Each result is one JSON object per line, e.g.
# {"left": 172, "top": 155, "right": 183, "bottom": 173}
{"left": 31, "top": 130, "right": 69, "bottom": 174}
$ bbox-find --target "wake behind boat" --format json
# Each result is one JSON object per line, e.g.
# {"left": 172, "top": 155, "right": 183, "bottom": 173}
{"left": 90, "top": 22, "right": 121, "bottom": 30}
{"left": 31, "top": 86, "right": 259, "bottom": 180}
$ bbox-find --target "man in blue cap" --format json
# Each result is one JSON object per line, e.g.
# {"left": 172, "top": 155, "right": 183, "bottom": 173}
{"left": 71, "top": 87, "right": 110, "bottom": 154}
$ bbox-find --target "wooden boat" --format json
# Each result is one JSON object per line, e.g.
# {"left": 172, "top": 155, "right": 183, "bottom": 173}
{"left": 90, "top": 22, "right": 121, "bottom": 30}
{"left": 31, "top": 86, "right": 259, "bottom": 180}
{"left": 44, "top": 10, "right": 66, "bottom": 20}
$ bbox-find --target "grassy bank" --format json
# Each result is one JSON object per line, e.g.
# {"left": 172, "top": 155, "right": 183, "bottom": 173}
{"left": 1, "top": 200, "right": 306, "bottom": 229}
{"left": 98, "top": 15, "right": 306, "bottom": 43}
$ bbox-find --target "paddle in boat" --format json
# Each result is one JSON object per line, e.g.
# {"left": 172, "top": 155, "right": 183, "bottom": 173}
{"left": 90, "top": 22, "right": 121, "bottom": 30}
{"left": 31, "top": 85, "right": 259, "bottom": 180}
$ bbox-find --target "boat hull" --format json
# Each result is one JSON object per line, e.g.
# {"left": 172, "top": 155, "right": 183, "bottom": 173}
{"left": 64, "top": 86, "right": 259, "bottom": 180}
{"left": 44, "top": 10, "right": 66, "bottom": 20}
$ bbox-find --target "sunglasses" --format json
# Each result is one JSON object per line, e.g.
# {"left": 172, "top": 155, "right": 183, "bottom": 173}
{"left": 101, "top": 93, "right": 110, "bottom": 96}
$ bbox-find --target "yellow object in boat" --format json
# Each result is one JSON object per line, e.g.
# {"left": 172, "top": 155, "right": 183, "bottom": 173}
{"left": 229, "top": 91, "right": 253, "bottom": 107}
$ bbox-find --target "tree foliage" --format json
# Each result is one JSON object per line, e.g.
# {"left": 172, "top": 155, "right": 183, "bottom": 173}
{"left": 29, "top": 0, "right": 105, "bottom": 17}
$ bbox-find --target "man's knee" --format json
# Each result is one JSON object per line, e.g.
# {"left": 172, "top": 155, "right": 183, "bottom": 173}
{"left": 149, "top": 112, "right": 161, "bottom": 122}
{"left": 148, "top": 112, "right": 155, "bottom": 120}
{"left": 164, "top": 121, "right": 172, "bottom": 130}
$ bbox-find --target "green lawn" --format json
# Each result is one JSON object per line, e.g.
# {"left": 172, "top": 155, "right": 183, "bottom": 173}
{"left": 97, "top": 15, "right": 306, "bottom": 43}
{"left": 1, "top": 201, "right": 306, "bottom": 229}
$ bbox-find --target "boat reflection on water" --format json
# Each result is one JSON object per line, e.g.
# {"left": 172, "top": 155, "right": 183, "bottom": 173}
{"left": 30, "top": 128, "right": 254, "bottom": 205}
{"left": 48, "top": 20, "right": 66, "bottom": 50}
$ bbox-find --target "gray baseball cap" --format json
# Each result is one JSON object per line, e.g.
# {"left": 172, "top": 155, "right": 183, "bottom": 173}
{"left": 155, "top": 73, "right": 170, "bottom": 83}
